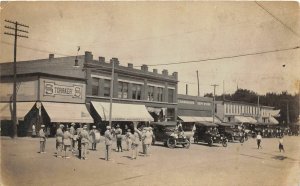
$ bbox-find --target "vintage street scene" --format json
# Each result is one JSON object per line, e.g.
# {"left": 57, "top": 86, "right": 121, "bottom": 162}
{"left": 1, "top": 1, "right": 300, "bottom": 186}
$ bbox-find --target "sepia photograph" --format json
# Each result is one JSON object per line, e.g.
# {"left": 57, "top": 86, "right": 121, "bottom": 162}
{"left": 0, "top": 1, "right": 300, "bottom": 186}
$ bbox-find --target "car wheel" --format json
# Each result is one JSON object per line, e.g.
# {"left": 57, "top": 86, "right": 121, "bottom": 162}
{"left": 183, "top": 139, "right": 190, "bottom": 149}
{"left": 208, "top": 139, "right": 213, "bottom": 147}
{"left": 167, "top": 138, "right": 176, "bottom": 149}
{"left": 222, "top": 140, "right": 227, "bottom": 147}
{"left": 240, "top": 137, "right": 244, "bottom": 143}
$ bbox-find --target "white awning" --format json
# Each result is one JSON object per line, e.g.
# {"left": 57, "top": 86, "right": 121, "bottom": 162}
{"left": 0, "top": 102, "right": 36, "bottom": 121}
{"left": 42, "top": 102, "right": 93, "bottom": 123}
{"left": 269, "top": 116, "right": 279, "bottom": 125}
{"left": 178, "top": 116, "right": 221, "bottom": 124}
{"left": 91, "top": 101, "right": 154, "bottom": 122}
{"left": 234, "top": 116, "right": 257, "bottom": 124}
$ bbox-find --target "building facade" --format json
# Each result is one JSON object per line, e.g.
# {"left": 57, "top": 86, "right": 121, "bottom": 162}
{"left": 0, "top": 52, "right": 178, "bottom": 135}
{"left": 215, "top": 100, "right": 279, "bottom": 125}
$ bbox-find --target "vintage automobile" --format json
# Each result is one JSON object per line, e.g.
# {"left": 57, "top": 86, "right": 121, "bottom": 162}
{"left": 150, "top": 121, "right": 190, "bottom": 149}
{"left": 193, "top": 122, "right": 227, "bottom": 147}
{"left": 217, "top": 123, "right": 247, "bottom": 143}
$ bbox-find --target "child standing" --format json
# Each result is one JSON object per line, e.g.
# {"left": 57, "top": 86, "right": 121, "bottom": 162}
{"left": 279, "top": 136, "right": 285, "bottom": 152}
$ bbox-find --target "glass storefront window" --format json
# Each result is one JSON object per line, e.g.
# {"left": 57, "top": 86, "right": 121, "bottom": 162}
{"left": 118, "top": 82, "right": 128, "bottom": 99}
{"left": 92, "top": 78, "right": 99, "bottom": 96}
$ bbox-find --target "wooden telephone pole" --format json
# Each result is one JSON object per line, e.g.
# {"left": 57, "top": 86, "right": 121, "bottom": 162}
{"left": 4, "top": 20, "right": 29, "bottom": 138}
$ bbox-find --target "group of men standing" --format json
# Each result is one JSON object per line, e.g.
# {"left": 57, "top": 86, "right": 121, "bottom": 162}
{"left": 104, "top": 125, "right": 154, "bottom": 161}
{"left": 38, "top": 123, "right": 154, "bottom": 161}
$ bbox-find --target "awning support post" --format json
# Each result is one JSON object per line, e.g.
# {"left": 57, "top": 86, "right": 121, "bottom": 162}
{"left": 109, "top": 60, "right": 115, "bottom": 127}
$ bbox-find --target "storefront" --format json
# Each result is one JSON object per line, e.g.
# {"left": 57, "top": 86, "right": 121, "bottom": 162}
{"left": 0, "top": 73, "right": 93, "bottom": 136}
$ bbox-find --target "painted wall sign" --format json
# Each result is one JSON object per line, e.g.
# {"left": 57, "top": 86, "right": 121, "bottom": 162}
{"left": 44, "top": 81, "right": 82, "bottom": 98}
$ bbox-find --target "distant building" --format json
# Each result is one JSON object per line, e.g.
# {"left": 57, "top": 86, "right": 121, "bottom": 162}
{"left": 215, "top": 100, "right": 280, "bottom": 125}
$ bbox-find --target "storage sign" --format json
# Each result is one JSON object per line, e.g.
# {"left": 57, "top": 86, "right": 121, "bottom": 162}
{"left": 44, "top": 81, "right": 82, "bottom": 98}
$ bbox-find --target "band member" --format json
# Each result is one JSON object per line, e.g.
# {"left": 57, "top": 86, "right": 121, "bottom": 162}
{"left": 39, "top": 125, "right": 46, "bottom": 153}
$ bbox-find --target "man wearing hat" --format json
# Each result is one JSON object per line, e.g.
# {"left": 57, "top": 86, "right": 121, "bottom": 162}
{"left": 56, "top": 124, "right": 64, "bottom": 158}
{"left": 115, "top": 124, "right": 123, "bottom": 152}
{"left": 63, "top": 127, "right": 72, "bottom": 158}
{"left": 80, "top": 125, "right": 90, "bottom": 160}
{"left": 39, "top": 125, "right": 46, "bottom": 153}
{"left": 89, "top": 125, "right": 98, "bottom": 150}
{"left": 70, "top": 123, "right": 76, "bottom": 152}
{"left": 104, "top": 126, "right": 113, "bottom": 161}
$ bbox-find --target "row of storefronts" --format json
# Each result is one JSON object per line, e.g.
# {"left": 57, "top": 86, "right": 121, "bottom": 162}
{"left": 0, "top": 52, "right": 281, "bottom": 136}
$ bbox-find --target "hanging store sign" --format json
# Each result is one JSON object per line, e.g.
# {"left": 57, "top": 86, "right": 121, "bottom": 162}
{"left": 44, "top": 81, "right": 82, "bottom": 98}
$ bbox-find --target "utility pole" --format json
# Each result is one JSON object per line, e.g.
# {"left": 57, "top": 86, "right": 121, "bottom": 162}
{"left": 223, "top": 80, "right": 225, "bottom": 101}
{"left": 286, "top": 101, "right": 290, "bottom": 125}
{"left": 196, "top": 70, "right": 200, "bottom": 96}
{"left": 108, "top": 59, "right": 115, "bottom": 127}
{"left": 4, "top": 20, "right": 29, "bottom": 138}
{"left": 211, "top": 84, "right": 219, "bottom": 125}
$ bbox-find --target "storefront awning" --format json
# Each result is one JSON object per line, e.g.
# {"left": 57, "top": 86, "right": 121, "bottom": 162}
{"left": 0, "top": 102, "right": 36, "bottom": 121}
{"left": 91, "top": 101, "right": 154, "bottom": 122}
{"left": 178, "top": 116, "right": 221, "bottom": 124}
{"left": 234, "top": 116, "right": 257, "bottom": 124}
{"left": 42, "top": 102, "right": 93, "bottom": 123}
{"left": 268, "top": 116, "right": 279, "bottom": 125}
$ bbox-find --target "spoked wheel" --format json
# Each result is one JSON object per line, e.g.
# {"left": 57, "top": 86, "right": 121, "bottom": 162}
{"left": 167, "top": 138, "right": 176, "bottom": 149}
{"left": 208, "top": 139, "right": 213, "bottom": 147}
{"left": 193, "top": 137, "right": 198, "bottom": 144}
{"left": 222, "top": 140, "right": 228, "bottom": 147}
{"left": 182, "top": 139, "right": 190, "bottom": 149}
{"left": 239, "top": 137, "right": 244, "bottom": 143}
{"left": 245, "top": 135, "right": 248, "bottom": 141}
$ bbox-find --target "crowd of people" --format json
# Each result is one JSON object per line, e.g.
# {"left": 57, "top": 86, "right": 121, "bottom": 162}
{"left": 37, "top": 123, "right": 154, "bottom": 161}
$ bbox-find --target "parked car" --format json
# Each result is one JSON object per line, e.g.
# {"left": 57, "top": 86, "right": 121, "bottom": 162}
{"left": 217, "top": 123, "right": 247, "bottom": 143}
{"left": 150, "top": 121, "right": 190, "bottom": 149}
{"left": 193, "top": 122, "right": 227, "bottom": 147}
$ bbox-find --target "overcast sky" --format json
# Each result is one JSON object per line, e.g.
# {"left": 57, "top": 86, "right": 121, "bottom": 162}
{"left": 1, "top": 1, "right": 299, "bottom": 96}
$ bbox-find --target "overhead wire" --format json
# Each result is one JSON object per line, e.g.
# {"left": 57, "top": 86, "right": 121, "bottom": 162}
{"left": 255, "top": 1, "right": 300, "bottom": 39}
{"left": 134, "top": 46, "right": 300, "bottom": 67}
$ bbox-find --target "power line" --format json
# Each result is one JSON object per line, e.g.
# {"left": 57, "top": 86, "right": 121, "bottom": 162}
{"left": 136, "top": 46, "right": 299, "bottom": 67}
{"left": 255, "top": 1, "right": 300, "bottom": 39}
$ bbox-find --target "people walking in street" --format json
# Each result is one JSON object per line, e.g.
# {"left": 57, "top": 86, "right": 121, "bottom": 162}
{"left": 80, "top": 125, "right": 90, "bottom": 160}
{"left": 56, "top": 124, "right": 64, "bottom": 158}
{"left": 143, "top": 127, "right": 153, "bottom": 156}
{"left": 89, "top": 125, "right": 99, "bottom": 151}
{"left": 115, "top": 124, "right": 123, "bottom": 152}
{"left": 279, "top": 136, "right": 285, "bottom": 152}
{"left": 125, "top": 129, "right": 132, "bottom": 151}
{"left": 63, "top": 128, "right": 72, "bottom": 159}
{"left": 39, "top": 125, "right": 46, "bottom": 153}
{"left": 32, "top": 124, "right": 36, "bottom": 138}
{"left": 141, "top": 127, "right": 147, "bottom": 154}
{"left": 131, "top": 128, "right": 142, "bottom": 160}
{"left": 70, "top": 123, "right": 76, "bottom": 152}
{"left": 256, "top": 132, "right": 262, "bottom": 149}
{"left": 104, "top": 126, "right": 113, "bottom": 161}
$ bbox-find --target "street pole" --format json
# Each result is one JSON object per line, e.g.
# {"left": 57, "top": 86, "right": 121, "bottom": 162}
{"left": 4, "top": 20, "right": 29, "bottom": 138}
{"left": 211, "top": 84, "right": 219, "bottom": 125}
{"left": 196, "top": 70, "right": 200, "bottom": 96}
{"left": 108, "top": 59, "right": 115, "bottom": 127}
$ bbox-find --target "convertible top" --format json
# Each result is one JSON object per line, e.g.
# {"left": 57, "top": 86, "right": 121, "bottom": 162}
{"left": 195, "top": 122, "right": 218, "bottom": 127}
{"left": 217, "top": 122, "right": 235, "bottom": 127}
{"left": 150, "top": 121, "right": 177, "bottom": 126}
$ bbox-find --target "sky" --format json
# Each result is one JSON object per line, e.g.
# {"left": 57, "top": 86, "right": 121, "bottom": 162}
{"left": 1, "top": 1, "right": 300, "bottom": 96}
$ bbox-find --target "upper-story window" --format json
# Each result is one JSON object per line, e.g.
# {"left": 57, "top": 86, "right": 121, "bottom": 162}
{"left": 148, "top": 86, "right": 154, "bottom": 101}
{"left": 132, "top": 84, "right": 142, "bottom": 100}
{"left": 92, "top": 78, "right": 99, "bottom": 96}
{"left": 157, "top": 87, "right": 163, "bottom": 102}
{"left": 168, "top": 89, "right": 174, "bottom": 103}
{"left": 118, "top": 82, "right": 128, "bottom": 99}
{"left": 104, "top": 79, "right": 111, "bottom": 97}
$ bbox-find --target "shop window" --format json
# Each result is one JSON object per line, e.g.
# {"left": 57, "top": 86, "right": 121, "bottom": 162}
{"left": 168, "top": 89, "right": 174, "bottom": 103}
{"left": 104, "top": 79, "right": 111, "bottom": 97}
{"left": 132, "top": 84, "right": 141, "bottom": 100}
{"left": 118, "top": 82, "right": 128, "bottom": 99}
{"left": 148, "top": 86, "right": 154, "bottom": 101}
{"left": 92, "top": 78, "right": 99, "bottom": 96}
{"left": 157, "top": 87, "right": 163, "bottom": 102}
